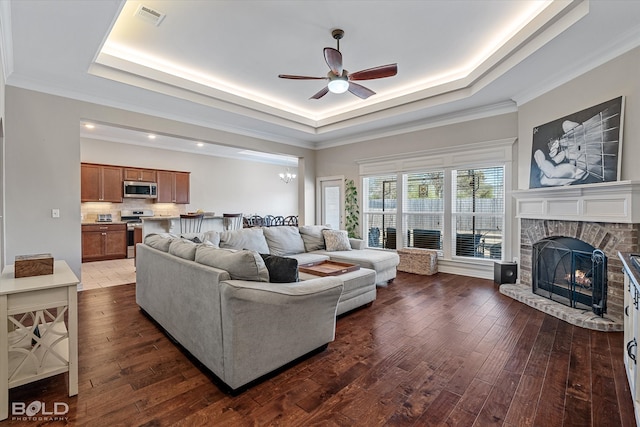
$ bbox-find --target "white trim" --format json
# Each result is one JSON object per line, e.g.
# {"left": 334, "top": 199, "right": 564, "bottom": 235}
{"left": 512, "top": 180, "right": 640, "bottom": 223}
{"left": 0, "top": 0, "right": 14, "bottom": 84}
{"left": 316, "top": 176, "right": 344, "bottom": 229}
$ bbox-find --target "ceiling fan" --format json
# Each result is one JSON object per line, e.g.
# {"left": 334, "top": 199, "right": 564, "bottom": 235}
{"left": 278, "top": 29, "right": 397, "bottom": 100}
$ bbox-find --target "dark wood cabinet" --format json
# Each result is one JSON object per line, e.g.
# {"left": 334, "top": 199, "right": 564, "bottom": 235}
{"left": 157, "top": 171, "right": 190, "bottom": 204}
{"left": 82, "top": 223, "right": 127, "bottom": 262}
{"left": 124, "top": 168, "right": 156, "bottom": 182}
{"left": 81, "top": 164, "right": 123, "bottom": 202}
{"left": 133, "top": 226, "right": 143, "bottom": 258}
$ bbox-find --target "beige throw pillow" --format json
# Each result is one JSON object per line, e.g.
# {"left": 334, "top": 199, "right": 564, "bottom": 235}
{"left": 322, "top": 229, "right": 352, "bottom": 252}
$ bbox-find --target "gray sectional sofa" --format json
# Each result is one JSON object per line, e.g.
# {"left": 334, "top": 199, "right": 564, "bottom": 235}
{"left": 135, "top": 225, "right": 399, "bottom": 392}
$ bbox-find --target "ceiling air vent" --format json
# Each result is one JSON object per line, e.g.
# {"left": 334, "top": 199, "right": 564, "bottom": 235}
{"left": 134, "top": 4, "right": 166, "bottom": 26}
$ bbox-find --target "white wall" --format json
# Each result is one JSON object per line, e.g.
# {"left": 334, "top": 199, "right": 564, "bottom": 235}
{"left": 4, "top": 87, "right": 315, "bottom": 278}
{"left": 81, "top": 138, "right": 298, "bottom": 216}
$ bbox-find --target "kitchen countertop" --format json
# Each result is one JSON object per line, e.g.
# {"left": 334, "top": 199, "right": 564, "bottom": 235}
{"left": 142, "top": 215, "right": 221, "bottom": 221}
{"left": 81, "top": 221, "right": 127, "bottom": 225}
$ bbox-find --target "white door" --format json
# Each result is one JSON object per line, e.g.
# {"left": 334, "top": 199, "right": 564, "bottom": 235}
{"left": 318, "top": 177, "right": 343, "bottom": 229}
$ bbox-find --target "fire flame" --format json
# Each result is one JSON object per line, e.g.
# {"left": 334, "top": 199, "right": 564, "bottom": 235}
{"left": 565, "top": 270, "right": 591, "bottom": 286}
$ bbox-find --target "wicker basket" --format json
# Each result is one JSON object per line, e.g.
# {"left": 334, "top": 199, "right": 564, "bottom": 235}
{"left": 397, "top": 248, "right": 438, "bottom": 275}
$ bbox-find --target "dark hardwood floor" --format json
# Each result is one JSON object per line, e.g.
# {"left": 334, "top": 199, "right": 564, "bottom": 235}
{"left": 5, "top": 272, "right": 636, "bottom": 426}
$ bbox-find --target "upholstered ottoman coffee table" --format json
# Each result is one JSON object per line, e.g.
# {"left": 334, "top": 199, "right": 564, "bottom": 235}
{"left": 298, "top": 266, "right": 376, "bottom": 316}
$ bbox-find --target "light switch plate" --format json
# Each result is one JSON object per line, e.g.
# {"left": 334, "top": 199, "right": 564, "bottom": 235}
{"left": 52, "top": 209, "right": 60, "bottom": 218}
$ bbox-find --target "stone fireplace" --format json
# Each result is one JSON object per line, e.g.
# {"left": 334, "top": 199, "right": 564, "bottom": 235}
{"left": 506, "top": 181, "right": 640, "bottom": 331}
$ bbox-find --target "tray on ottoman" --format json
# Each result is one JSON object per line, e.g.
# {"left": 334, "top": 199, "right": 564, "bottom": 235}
{"left": 299, "top": 260, "right": 360, "bottom": 276}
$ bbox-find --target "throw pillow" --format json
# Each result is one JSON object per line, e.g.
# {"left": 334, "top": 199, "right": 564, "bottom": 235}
{"left": 262, "top": 226, "right": 306, "bottom": 256}
{"left": 298, "top": 225, "right": 329, "bottom": 252}
{"left": 322, "top": 229, "right": 352, "bottom": 252}
{"left": 195, "top": 246, "right": 269, "bottom": 282}
{"left": 203, "top": 231, "right": 221, "bottom": 247}
{"left": 219, "top": 228, "right": 270, "bottom": 254}
{"left": 259, "top": 253, "right": 299, "bottom": 283}
{"left": 144, "top": 233, "right": 176, "bottom": 252}
{"left": 168, "top": 238, "right": 199, "bottom": 261}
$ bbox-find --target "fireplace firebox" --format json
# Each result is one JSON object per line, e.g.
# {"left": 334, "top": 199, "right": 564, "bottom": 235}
{"left": 532, "top": 236, "right": 607, "bottom": 316}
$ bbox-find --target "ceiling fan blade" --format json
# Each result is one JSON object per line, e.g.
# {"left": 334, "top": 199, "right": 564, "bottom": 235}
{"left": 324, "top": 48, "right": 343, "bottom": 76}
{"left": 278, "top": 74, "right": 327, "bottom": 80}
{"left": 348, "top": 82, "right": 375, "bottom": 99}
{"left": 310, "top": 86, "right": 329, "bottom": 100}
{"left": 349, "top": 64, "right": 398, "bottom": 81}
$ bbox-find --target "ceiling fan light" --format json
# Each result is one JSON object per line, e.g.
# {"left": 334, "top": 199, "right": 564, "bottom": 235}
{"left": 328, "top": 79, "right": 349, "bottom": 94}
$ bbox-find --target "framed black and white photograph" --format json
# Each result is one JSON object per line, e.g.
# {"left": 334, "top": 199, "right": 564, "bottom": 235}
{"left": 529, "top": 96, "right": 624, "bottom": 188}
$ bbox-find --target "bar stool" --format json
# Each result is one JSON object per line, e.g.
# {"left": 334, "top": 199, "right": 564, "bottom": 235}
{"left": 223, "top": 213, "right": 243, "bottom": 230}
{"left": 180, "top": 213, "right": 204, "bottom": 233}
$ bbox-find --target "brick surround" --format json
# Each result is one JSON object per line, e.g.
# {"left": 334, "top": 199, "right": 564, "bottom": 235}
{"left": 501, "top": 219, "right": 640, "bottom": 331}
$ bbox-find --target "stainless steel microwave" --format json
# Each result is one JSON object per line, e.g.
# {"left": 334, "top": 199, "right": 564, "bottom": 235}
{"left": 123, "top": 181, "right": 158, "bottom": 199}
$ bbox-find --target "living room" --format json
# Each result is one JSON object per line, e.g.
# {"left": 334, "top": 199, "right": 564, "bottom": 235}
{"left": 1, "top": 1, "right": 640, "bottom": 425}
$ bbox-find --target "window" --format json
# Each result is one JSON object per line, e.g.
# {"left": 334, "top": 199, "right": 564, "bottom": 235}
{"left": 363, "top": 166, "right": 505, "bottom": 261}
{"left": 403, "top": 171, "right": 444, "bottom": 249}
{"left": 358, "top": 138, "right": 513, "bottom": 262}
{"left": 363, "top": 175, "right": 397, "bottom": 249}
{"left": 452, "top": 167, "right": 504, "bottom": 259}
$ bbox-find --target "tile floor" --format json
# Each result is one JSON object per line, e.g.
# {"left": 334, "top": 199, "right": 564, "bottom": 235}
{"left": 80, "top": 258, "right": 136, "bottom": 291}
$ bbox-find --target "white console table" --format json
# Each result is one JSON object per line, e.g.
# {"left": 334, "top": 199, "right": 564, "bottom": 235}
{"left": 0, "top": 260, "right": 78, "bottom": 420}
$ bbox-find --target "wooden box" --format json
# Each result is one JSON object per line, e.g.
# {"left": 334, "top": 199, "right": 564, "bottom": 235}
{"left": 14, "top": 253, "right": 54, "bottom": 278}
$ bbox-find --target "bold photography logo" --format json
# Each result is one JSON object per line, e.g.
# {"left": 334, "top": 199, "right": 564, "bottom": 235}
{"left": 12, "top": 400, "right": 69, "bottom": 420}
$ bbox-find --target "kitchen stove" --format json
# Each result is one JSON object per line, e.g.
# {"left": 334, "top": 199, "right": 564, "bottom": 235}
{"left": 121, "top": 209, "right": 154, "bottom": 258}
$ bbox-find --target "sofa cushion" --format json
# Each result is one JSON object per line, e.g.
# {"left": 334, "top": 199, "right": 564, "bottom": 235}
{"left": 287, "top": 252, "right": 331, "bottom": 265}
{"left": 260, "top": 254, "right": 299, "bottom": 283}
{"left": 262, "top": 226, "right": 305, "bottom": 256}
{"left": 203, "top": 231, "right": 221, "bottom": 247}
{"left": 169, "top": 238, "right": 199, "bottom": 261}
{"left": 219, "top": 228, "right": 269, "bottom": 253}
{"left": 298, "top": 225, "right": 329, "bottom": 252}
{"left": 314, "top": 249, "right": 400, "bottom": 273}
{"left": 195, "top": 246, "right": 269, "bottom": 282}
{"left": 144, "top": 233, "right": 176, "bottom": 252}
{"left": 322, "top": 229, "right": 351, "bottom": 252}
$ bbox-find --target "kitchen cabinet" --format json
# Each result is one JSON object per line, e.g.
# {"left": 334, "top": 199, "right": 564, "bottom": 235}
{"left": 81, "top": 164, "right": 123, "bottom": 202}
{"left": 157, "top": 170, "right": 190, "bottom": 204}
{"left": 124, "top": 167, "right": 156, "bottom": 182}
{"left": 621, "top": 252, "right": 640, "bottom": 426}
{"left": 133, "top": 226, "right": 142, "bottom": 258}
{"left": 82, "top": 223, "right": 127, "bottom": 262}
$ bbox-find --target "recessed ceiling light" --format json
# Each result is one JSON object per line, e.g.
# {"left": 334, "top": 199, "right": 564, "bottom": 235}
{"left": 196, "top": 142, "right": 204, "bottom": 147}
{"left": 84, "top": 123, "right": 95, "bottom": 129}
{"left": 148, "top": 134, "right": 156, "bottom": 140}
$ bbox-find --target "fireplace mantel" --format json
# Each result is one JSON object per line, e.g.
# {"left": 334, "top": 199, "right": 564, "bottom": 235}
{"left": 512, "top": 180, "right": 640, "bottom": 223}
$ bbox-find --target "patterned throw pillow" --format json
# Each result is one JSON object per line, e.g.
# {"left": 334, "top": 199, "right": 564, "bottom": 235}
{"left": 322, "top": 230, "right": 352, "bottom": 252}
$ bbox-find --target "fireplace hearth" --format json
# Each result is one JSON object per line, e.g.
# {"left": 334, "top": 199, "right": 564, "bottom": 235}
{"left": 532, "top": 236, "right": 607, "bottom": 316}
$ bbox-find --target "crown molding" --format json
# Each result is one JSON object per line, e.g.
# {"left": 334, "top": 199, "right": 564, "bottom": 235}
{"left": 314, "top": 101, "right": 518, "bottom": 150}
{"left": 512, "top": 24, "right": 640, "bottom": 106}
{"left": 6, "top": 73, "right": 316, "bottom": 149}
